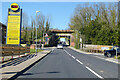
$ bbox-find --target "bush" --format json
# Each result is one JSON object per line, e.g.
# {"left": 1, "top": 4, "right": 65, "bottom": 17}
{"left": 114, "top": 56, "right": 120, "bottom": 59}
{"left": 44, "top": 44, "right": 51, "bottom": 47}
{"left": 30, "top": 49, "right": 43, "bottom": 53}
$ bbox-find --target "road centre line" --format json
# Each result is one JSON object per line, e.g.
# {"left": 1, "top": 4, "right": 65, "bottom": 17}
{"left": 71, "top": 56, "right": 75, "bottom": 59}
{"left": 64, "top": 49, "right": 104, "bottom": 79}
{"left": 76, "top": 59, "right": 83, "bottom": 64}
{"left": 64, "top": 49, "right": 70, "bottom": 55}
{"left": 85, "top": 66, "right": 104, "bottom": 79}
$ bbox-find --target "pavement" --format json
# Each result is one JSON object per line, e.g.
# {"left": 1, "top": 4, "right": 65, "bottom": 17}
{"left": 69, "top": 47, "right": 120, "bottom": 64}
{"left": 15, "top": 47, "right": 118, "bottom": 79}
{"left": 1, "top": 47, "right": 53, "bottom": 79}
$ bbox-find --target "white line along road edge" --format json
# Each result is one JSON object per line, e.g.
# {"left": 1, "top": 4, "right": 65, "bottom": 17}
{"left": 64, "top": 49, "right": 104, "bottom": 79}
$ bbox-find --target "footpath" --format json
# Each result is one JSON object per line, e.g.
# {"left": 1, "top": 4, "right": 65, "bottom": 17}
{"left": 1, "top": 47, "right": 54, "bottom": 79}
{"left": 69, "top": 47, "right": 119, "bottom": 64}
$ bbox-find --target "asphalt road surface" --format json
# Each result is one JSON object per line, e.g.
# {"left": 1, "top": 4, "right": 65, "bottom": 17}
{"left": 17, "top": 48, "right": 118, "bottom": 79}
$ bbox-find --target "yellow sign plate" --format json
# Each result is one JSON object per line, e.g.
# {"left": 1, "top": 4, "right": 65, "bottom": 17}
{"left": 10, "top": 3, "right": 19, "bottom": 11}
{"left": 7, "top": 16, "right": 21, "bottom": 44}
{"left": 8, "top": 12, "right": 20, "bottom": 15}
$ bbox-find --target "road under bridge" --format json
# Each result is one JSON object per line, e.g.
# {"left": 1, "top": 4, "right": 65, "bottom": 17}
{"left": 49, "top": 30, "right": 74, "bottom": 46}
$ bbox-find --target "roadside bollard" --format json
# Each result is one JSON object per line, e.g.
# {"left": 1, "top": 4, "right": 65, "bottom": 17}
{"left": 11, "top": 56, "right": 13, "bottom": 59}
{"left": 2, "top": 56, "right": 4, "bottom": 62}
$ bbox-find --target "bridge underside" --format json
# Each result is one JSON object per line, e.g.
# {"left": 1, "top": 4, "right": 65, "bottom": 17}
{"left": 56, "top": 35, "right": 70, "bottom": 46}
{"left": 49, "top": 30, "right": 74, "bottom": 46}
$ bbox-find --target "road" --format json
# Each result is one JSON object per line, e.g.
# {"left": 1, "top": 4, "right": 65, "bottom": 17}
{"left": 17, "top": 48, "right": 118, "bottom": 79}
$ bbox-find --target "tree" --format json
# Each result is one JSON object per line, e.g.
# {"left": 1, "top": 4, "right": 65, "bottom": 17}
{"left": 21, "top": 12, "right": 51, "bottom": 45}
{"left": 45, "top": 18, "right": 50, "bottom": 33}
{"left": 21, "top": 12, "right": 29, "bottom": 44}
{"left": 69, "top": 3, "right": 119, "bottom": 48}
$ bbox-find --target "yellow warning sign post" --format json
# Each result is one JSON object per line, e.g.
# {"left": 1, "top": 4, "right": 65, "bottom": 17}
{"left": 6, "top": 3, "right": 22, "bottom": 45}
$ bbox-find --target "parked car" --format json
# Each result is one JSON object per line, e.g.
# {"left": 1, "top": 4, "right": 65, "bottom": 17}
{"left": 57, "top": 44, "right": 63, "bottom": 49}
{"left": 104, "top": 46, "right": 120, "bottom": 57}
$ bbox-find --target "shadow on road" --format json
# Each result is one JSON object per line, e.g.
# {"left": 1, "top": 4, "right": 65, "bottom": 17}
{"left": 6, "top": 52, "right": 50, "bottom": 80}
{"left": 20, "top": 71, "right": 60, "bottom": 76}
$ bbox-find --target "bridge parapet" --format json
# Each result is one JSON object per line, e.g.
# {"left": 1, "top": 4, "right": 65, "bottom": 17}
{"left": 49, "top": 30, "right": 74, "bottom": 33}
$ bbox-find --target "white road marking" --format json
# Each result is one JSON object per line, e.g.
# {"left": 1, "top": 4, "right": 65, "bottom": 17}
{"left": 76, "top": 59, "right": 83, "bottom": 64}
{"left": 85, "top": 66, "right": 104, "bottom": 79}
{"left": 64, "top": 49, "right": 104, "bottom": 79}
{"left": 70, "top": 47, "right": 119, "bottom": 64}
{"left": 73, "top": 56, "right": 76, "bottom": 59}
{"left": 72, "top": 56, "right": 76, "bottom": 59}
{"left": 64, "top": 49, "right": 68, "bottom": 54}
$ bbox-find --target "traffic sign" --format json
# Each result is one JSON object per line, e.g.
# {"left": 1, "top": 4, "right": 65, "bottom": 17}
{"left": 10, "top": 3, "right": 19, "bottom": 11}
{"left": 45, "top": 33, "right": 48, "bottom": 37}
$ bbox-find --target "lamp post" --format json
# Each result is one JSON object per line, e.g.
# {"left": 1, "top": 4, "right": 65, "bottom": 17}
{"left": 36, "top": 11, "right": 40, "bottom": 56}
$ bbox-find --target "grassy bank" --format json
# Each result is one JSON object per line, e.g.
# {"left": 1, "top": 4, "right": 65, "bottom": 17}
{"left": 30, "top": 49, "right": 43, "bottom": 54}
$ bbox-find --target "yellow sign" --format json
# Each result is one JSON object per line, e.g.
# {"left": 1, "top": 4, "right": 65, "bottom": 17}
{"left": 6, "top": 3, "right": 22, "bottom": 45}
{"left": 7, "top": 16, "right": 21, "bottom": 44}
{"left": 8, "top": 12, "right": 20, "bottom": 15}
{"left": 10, "top": 3, "right": 19, "bottom": 11}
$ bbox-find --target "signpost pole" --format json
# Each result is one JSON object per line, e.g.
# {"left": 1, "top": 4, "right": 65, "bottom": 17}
{"left": 39, "top": 39, "right": 41, "bottom": 49}
{"left": 36, "top": 12, "right": 37, "bottom": 56}
{"left": 42, "top": 33, "right": 45, "bottom": 48}
{"left": 116, "top": 46, "right": 118, "bottom": 59}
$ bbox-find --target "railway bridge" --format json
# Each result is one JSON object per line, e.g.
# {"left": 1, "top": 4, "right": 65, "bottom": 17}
{"left": 49, "top": 30, "right": 74, "bottom": 46}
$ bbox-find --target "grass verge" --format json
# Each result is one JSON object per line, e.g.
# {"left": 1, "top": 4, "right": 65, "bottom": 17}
{"left": 114, "top": 56, "right": 120, "bottom": 59}
{"left": 30, "top": 49, "right": 43, "bottom": 54}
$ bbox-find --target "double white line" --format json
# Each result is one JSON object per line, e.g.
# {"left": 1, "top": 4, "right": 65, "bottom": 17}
{"left": 64, "top": 49, "right": 104, "bottom": 79}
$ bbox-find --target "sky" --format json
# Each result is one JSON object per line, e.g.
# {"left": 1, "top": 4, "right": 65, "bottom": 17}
{"left": 1, "top": 2, "right": 82, "bottom": 30}
{"left": 1, "top": 1, "right": 118, "bottom": 30}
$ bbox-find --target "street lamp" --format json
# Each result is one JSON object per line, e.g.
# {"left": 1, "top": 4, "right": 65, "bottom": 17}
{"left": 35, "top": 11, "right": 40, "bottom": 56}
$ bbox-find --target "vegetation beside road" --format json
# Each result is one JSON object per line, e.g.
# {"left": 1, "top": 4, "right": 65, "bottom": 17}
{"left": 69, "top": 3, "right": 120, "bottom": 49}
{"left": 114, "top": 56, "right": 120, "bottom": 59}
{"left": 21, "top": 12, "right": 51, "bottom": 45}
{"left": 30, "top": 49, "right": 43, "bottom": 54}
